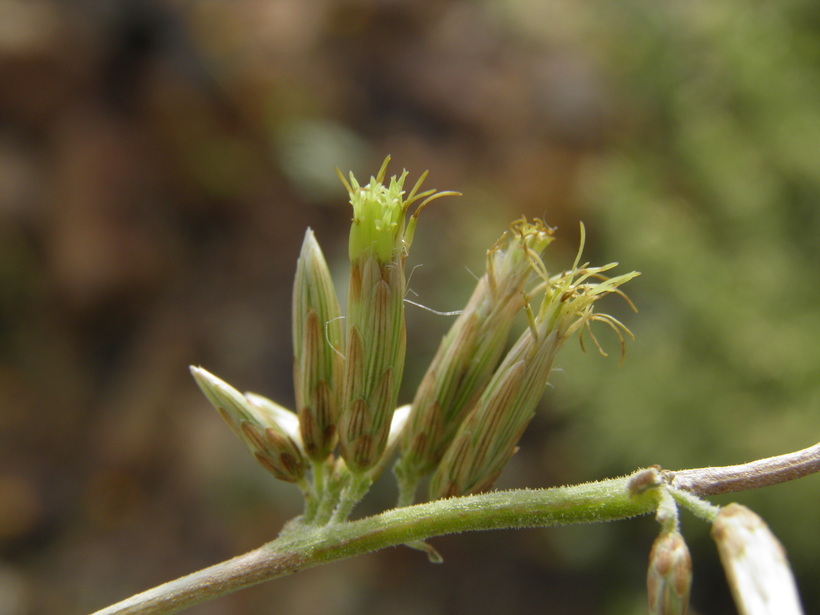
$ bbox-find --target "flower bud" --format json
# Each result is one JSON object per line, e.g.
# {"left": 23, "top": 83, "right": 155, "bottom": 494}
{"left": 711, "top": 503, "right": 803, "bottom": 615}
{"left": 647, "top": 529, "right": 692, "bottom": 615}
{"left": 336, "top": 157, "right": 456, "bottom": 473}
{"left": 190, "top": 366, "right": 307, "bottom": 484}
{"left": 293, "top": 228, "right": 344, "bottom": 461}
{"left": 396, "top": 219, "right": 554, "bottom": 497}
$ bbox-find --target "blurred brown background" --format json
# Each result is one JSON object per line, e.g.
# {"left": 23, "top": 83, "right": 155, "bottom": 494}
{"left": 0, "top": 1, "right": 817, "bottom": 614}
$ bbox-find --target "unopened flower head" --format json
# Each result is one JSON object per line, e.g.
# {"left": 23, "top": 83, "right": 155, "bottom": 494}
{"left": 711, "top": 503, "right": 803, "bottom": 615}
{"left": 647, "top": 529, "right": 693, "bottom": 615}
{"left": 190, "top": 366, "right": 307, "bottom": 484}
{"left": 336, "top": 157, "right": 458, "bottom": 473}
{"left": 429, "top": 226, "right": 638, "bottom": 498}
{"left": 397, "top": 218, "right": 554, "bottom": 492}
{"left": 293, "top": 228, "right": 344, "bottom": 461}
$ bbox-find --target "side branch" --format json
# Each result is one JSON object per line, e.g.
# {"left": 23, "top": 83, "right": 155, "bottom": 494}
{"left": 667, "top": 441, "right": 820, "bottom": 496}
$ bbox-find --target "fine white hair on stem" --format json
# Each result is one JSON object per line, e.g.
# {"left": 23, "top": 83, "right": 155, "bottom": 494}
{"left": 406, "top": 263, "right": 424, "bottom": 290}
{"left": 403, "top": 298, "right": 464, "bottom": 317}
{"left": 463, "top": 266, "right": 481, "bottom": 282}
{"left": 404, "top": 264, "right": 464, "bottom": 315}
{"left": 325, "top": 316, "right": 346, "bottom": 359}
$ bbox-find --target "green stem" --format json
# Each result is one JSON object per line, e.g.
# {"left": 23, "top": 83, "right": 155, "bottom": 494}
{"left": 393, "top": 459, "right": 420, "bottom": 508}
{"left": 301, "top": 460, "right": 326, "bottom": 524}
{"left": 330, "top": 472, "right": 373, "bottom": 523}
{"left": 90, "top": 472, "right": 658, "bottom": 615}
{"left": 90, "top": 444, "right": 820, "bottom": 615}
{"left": 667, "top": 486, "right": 721, "bottom": 523}
{"left": 311, "top": 464, "right": 345, "bottom": 526}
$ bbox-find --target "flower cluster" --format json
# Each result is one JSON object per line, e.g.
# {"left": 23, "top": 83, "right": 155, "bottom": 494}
{"left": 426, "top": 224, "right": 637, "bottom": 499}
{"left": 191, "top": 158, "right": 638, "bottom": 525}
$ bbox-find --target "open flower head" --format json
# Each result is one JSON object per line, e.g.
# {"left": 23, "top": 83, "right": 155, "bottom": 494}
{"left": 535, "top": 223, "right": 639, "bottom": 361}
{"left": 396, "top": 218, "right": 554, "bottom": 496}
{"left": 337, "top": 157, "right": 458, "bottom": 473}
{"left": 339, "top": 156, "right": 456, "bottom": 264}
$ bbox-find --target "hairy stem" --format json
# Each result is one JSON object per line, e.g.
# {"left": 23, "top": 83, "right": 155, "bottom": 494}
{"left": 91, "top": 474, "right": 655, "bottom": 615}
{"left": 91, "top": 444, "right": 819, "bottom": 615}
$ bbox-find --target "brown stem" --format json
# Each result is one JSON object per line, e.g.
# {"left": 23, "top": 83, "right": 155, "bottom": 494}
{"left": 667, "top": 441, "right": 820, "bottom": 496}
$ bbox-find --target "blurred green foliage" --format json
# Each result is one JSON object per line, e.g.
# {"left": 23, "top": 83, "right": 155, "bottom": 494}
{"left": 543, "top": 0, "right": 820, "bottom": 604}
